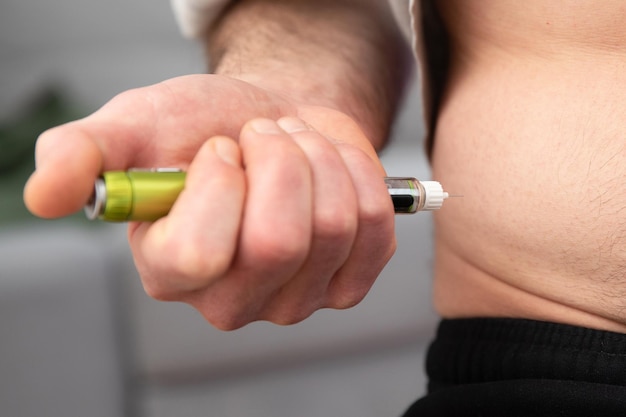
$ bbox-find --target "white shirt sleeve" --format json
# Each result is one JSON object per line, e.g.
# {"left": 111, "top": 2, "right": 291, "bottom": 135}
{"left": 388, "top": 0, "right": 413, "bottom": 43}
{"left": 171, "top": 0, "right": 414, "bottom": 43}
{"left": 170, "top": 0, "right": 232, "bottom": 38}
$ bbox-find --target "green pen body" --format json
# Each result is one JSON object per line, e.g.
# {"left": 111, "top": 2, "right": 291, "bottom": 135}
{"left": 85, "top": 169, "right": 186, "bottom": 222}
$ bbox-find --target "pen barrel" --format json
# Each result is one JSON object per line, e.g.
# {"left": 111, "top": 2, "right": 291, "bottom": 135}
{"left": 124, "top": 171, "right": 186, "bottom": 221}
{"left": 89, "top": 170, "right": 186, "bottom": 221}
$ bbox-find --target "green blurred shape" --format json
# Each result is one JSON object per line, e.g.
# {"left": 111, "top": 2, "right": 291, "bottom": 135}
{"left": 0, "top": 89, "right": 87, "bottom": 225}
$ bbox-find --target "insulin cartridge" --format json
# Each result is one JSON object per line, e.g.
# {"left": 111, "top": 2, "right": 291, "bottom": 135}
{"left": 85, "top": 169, "right": 451, "bottom": 222}
{"left": 385, "top": 177, "right": 450, "bottom": 214}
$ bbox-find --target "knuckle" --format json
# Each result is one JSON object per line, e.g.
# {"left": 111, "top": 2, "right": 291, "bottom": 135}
{"left": 359, "top": 197, "right": 392, "bottom": 227}
{"left": 263, "top": 304, "right": 318, "bottom": 326}
{"left": 143, "top": 239, "right": 232, "bottom": 295}
{"left": 108, "top": 87, "right": 149, "bottom": 112}
{"left": 209, "top": 316, "right": 247, "bottom": 331}
{"left": 314, "top": 207, "right": 358, "bottom": 243}
{"left": 247, "top": 231, "right": 309, "bottom": 267}
{"left": 202, "top": 308, "right": 253, "bottom": 331}
{"left": 389, "top": 237, "right": 399, "bottom": 257}
{"left": 328, "top": 287, "right": 370, "bottom": 310}
{"left": 169, "top": 243, "right": 231, "bottom": 287}
{"left": 272, "top": 312, "right": 311, "bottom": 326}
{"left": 141, "top": 278, "right": 179, "bottom": 302}
{"left": 378, "top": 233, "right": 398, "bottom": 267}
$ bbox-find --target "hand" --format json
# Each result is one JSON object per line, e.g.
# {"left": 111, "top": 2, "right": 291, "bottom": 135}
{"left": 24, "top": 74, "right": 396, "bottom": 329}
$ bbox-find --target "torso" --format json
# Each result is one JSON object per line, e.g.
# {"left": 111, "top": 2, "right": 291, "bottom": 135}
{"left": 430, "top": 0, "right": 626, "bottom": 332}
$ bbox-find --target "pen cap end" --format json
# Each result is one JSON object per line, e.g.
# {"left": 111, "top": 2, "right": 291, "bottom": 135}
{"left": 101, "top": 171, "right": 133, "bottom": 221}
{"left": 84, "top": 178, "right": 107, "bottom": 220}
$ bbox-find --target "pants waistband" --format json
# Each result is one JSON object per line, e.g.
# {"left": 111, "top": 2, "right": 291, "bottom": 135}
{"left": 427, "top": 318, "right": 626, "bottom": 392}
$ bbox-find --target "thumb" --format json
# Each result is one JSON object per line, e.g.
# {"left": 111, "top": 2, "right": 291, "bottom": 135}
{"left": 23, "top": 123, "right": 105, "bottom": 218}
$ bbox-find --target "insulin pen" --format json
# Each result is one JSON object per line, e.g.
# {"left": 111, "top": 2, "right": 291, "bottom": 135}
{"left": 84, "top": 169, "right": 452, "bottom": 222}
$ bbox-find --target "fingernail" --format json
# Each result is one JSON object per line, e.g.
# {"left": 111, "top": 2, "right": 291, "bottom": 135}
{"left": 249, "top": 118, "right": 282, "bottom": 134}
{"left": 213, "top": 137, "right": 240, "bottom": 167}
{"left": 277, "top": 117, "right": 311, "bottom": 133}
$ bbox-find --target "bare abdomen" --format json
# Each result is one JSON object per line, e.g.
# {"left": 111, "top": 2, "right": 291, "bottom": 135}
{"left": 430, "top": 2, "right": 626, "bottom": 330}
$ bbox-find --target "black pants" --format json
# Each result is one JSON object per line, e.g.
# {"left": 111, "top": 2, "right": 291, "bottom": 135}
{"left": 403, "top": 318, "right": 626, "bottom": 416}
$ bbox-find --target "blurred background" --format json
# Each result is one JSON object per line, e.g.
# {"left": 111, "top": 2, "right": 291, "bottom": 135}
{"left": 0, "top": 1, "right": 438, "bottom": 416}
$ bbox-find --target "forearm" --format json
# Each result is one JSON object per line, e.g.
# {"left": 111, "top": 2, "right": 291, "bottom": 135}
{"left": 205, "top": 0, "right": 412, "bottom": 147}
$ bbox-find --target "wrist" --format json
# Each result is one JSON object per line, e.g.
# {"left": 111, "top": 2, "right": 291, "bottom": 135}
{"left": 204, "top": 0, "right": 412, "bottom": 148}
